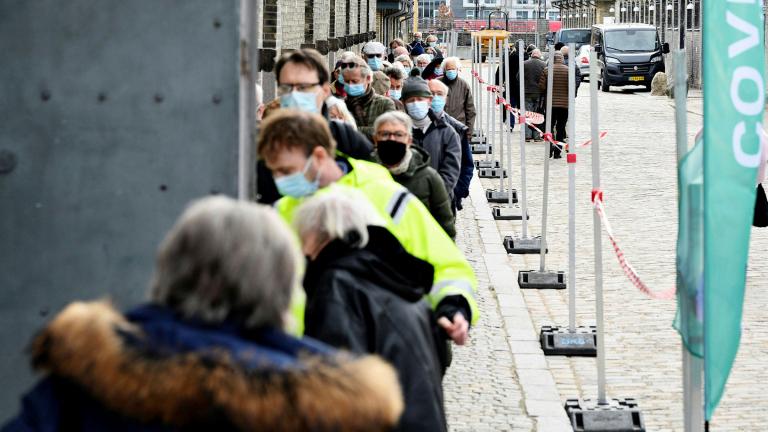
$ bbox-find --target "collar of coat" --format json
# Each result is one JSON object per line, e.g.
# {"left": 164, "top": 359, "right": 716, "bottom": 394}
{"left": 28, "top": 301, "right": 403, "bottom": 431}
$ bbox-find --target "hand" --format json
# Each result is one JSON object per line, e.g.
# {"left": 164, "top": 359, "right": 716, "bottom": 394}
{"left": 438, "top": 312, "right": 469, "bottom": 345}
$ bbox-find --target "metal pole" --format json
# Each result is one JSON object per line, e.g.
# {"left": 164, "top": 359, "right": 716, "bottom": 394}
{"left": 505, "top": 41, "right": 514, "bottom": 209}
{"left": 589, "top": 49, "right": 607, "bottom": 405}
{"left": 674, "top": 48, "right": 703, "bottom": 432}
{"left": 498, "top": 39, "right": 504, "bottom": 192}
{"left": 486, "top": 38, "right": 494, "bottom": 159}
{"left": 567, "top": 42, "right": 577, "bottom": 333}
{"left": 239, "top": 0, "right": 257, "bottom": 201}
{"left": 538, "top": 48, "right": 554, "bottom": 271}
{"left": 518, "top": 40, "right": 529, "bottom": 237}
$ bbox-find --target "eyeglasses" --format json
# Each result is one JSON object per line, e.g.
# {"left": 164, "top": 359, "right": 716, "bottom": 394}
{"left": 376, "top": 131, "right": 409, "bottom": 140}
{"left": 338, "top": 62, "right": 358, "bottom": 69}
{"left": 277, "top": 82, "right": 320, "bottom": 95}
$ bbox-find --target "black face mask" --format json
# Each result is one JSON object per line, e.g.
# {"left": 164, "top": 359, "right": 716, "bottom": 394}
{"left": 376, "top": 140, "right": 408, "bottom": 166}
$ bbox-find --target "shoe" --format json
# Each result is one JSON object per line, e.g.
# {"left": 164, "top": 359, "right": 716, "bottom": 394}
{"left": 525, "top": 138, "right": 533, "bottom": 142}
{"left": 553, "top": 153, "right": 562, "bottom": 159}
{"left": 534, "top": 138, "right": 543, "bottom": 142}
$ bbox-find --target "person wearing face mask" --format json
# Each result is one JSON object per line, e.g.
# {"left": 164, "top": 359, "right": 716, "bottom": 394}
{"left": 342, "top": 57, "right": 396, "bottom": 140}
{"left": 409, "top": 32, "right": 425, "bottom": 57}
{"left": 424, "top": 35, "right": 443, "bottom": 59}
{"left": 428, "top": 79, "right": 473, "bottom": 213}
{"left": 439, "top": 57, "right": 476, "bottom": 140}
{"left": 384, "top": 66, "right": 406, "bottom": 112}
{"left": 362, "top": 42, "right": 391, "bottom": 96}
{"left": 373, "top": 112, "right": 455, "bottom": 238}
{"left": 395, "top": 54, "right": 415, "bottom": 77}
{"left": 388, "top": 38, "right": 408, "bottom": 63}
{"left": 401, "top": 77, "right": 461, "bottom": 199}
{"left": 256, "top": 49, "right": 373, "bottom": 205}
{"left": 258, "top": 109, "right": 479, "bottom": 352}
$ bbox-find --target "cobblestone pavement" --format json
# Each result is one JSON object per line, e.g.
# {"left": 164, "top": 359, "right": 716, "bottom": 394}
{"left": 447, "top": 64, "right": 768, "bottom": 431}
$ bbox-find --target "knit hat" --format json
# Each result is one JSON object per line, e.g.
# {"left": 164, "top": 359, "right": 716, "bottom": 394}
{"left": 400, "top": 76, "right": 433, "bottom": 101}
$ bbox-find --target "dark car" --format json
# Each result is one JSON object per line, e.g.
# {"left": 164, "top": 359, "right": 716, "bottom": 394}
{"left": 592, "top": 23, "right": 670, "bottom": 92}
{"left": 554, "top": 28, "right": 592, "bottom": 51}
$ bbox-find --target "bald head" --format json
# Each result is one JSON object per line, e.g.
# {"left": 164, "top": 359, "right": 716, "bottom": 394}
{"left": 560, "top": 46, "right": 569, "bottom": 56}
{"left": 428, "top": 79, "right": 449, "bottom": 97}
{"left": 531, "top": 49, "right": 542, "bottom": 59}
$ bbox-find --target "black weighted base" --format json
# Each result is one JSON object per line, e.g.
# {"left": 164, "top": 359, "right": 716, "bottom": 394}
{"left": 470, "top": 136, "right": 487, "bottom": 144}
{"left": 492, "top": 206, "right": 528, "bottom": 220}
{"left": 564, "top": 398, "right": 645, "bottom": 432}
{"left": 486, "top": 189, "right": 518, "bottom": 203}
{"left": 503, "top": 236, "right": 547, "bottom": 254}
{"left": 478, "top": 167, "right": 508, "bottom": 178}
{"left": 474, "top": 160, "right": 500, "bottom": 169}
{"left": 471, "top": 144, "right": 492, "bottom": 154}
{"left": 518, "top": 270, "right": 566, "bottom": 289}
{"left": 540, "top": 325, "right": 597, "bottom": 357}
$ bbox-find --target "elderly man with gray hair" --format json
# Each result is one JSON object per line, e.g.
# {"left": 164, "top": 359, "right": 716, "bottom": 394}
{"left": 342, "top": 57, "right": 396, "bottom": 140}
{"left": 372, "top": 111, "right": 456, "bottom": 237}
{"left": 3, "top": 196, "right": 404, "bottom": 431}
{"left": 439, "top": 56, "right": 476, "bottom": 139}
{"left": 297, "top": 190, "right": 448, "bottom": 431}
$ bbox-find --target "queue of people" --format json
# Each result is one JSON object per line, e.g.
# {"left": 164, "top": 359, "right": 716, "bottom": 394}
{"left": 4, "top": 38, "right": 480, "bottom": 432}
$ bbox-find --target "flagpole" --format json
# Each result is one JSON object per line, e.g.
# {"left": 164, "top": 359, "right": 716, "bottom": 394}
{"left": 674, "top": 48, "right": 704, "bottom": 432}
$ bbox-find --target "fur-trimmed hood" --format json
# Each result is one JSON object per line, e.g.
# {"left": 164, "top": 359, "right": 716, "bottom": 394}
{"left": 26, "top": 301, "right": 403, "bottom": 431}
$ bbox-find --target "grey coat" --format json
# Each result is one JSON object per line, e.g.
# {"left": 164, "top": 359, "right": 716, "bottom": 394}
{"left": 521, "top": 57, "right": 546, "bottom": 98}
{"left": 411, "top": 110, "right": 462, "bottom": 198}
{"left": 440, "top": 75, "right": 476, "bottom": 137}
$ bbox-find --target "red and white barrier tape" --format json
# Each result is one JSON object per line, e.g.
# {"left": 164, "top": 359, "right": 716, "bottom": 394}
{"left": 592, "top": 190, "right": 676, "bottom": 300}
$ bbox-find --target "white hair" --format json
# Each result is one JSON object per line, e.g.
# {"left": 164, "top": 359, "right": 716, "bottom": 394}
{"left": 151, "top": 196, "right": 299, "bottom": 330}
{"left": 326, "top": 96, "right": 358, "bottom": 129}
{"left": 531, "top": 49, "right": 542, "bottom": 58}
{"left": 441, "top": 56, "right": 460, "bottom": 70}
{"left": 428, "top": 79, "right": 449, "bottom": 95}
{"left": 294, "top": 189, "right": 383, "bottom": 251}
{"left": 415, "top": 54, "right": 432, "bottom": 65}
{"left": 394, "top": 55, "right": 413, "bottom": 68}
{"left": 374, "top": 111, "right": 413, "bottom": 137}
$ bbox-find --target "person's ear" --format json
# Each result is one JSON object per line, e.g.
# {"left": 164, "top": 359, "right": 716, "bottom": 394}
{"left": 321, "top": 83, "right": 331, "bottom": 98}
{"left": 312, "top": 145, "right": 329, "bottom": 161}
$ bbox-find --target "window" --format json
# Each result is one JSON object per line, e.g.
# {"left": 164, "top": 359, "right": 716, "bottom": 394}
{"left": 517, "top": 0, "right": 531, "bottom": 4}
{"left": 547, "top": 11, "right": 559, "bottom": 20}
{"left": 516, "top": 11, "right": 528, "bottom": 19}
{"left": 465, "top": 9, "right": 475, "bottom": 18}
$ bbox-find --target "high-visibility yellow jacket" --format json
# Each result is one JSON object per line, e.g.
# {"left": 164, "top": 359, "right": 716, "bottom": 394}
{"left": 276, "top": 157, "right": 478, "bottom": 335}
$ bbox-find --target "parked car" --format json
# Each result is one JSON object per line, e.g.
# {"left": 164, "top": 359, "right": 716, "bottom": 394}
{"left": 592, "top": 23, "right": 670, "bottom": 92}
{"left": 554, "top": 28, "right": 591, "bottom": 51}
{"left": 575, "top": 45, "right": 591, "bottom": 79}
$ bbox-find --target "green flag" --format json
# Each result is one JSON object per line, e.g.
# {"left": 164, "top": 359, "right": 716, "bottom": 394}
{"left": 703, "top": 0, "right": 764, "bottom": 420}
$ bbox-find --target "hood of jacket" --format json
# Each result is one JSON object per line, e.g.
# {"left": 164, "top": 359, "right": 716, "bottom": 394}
{"left": 28, "top": 301, "right": 403, "bottom": 432}
{"left": 304, "top": 226, "right": 434, "bottom": 302}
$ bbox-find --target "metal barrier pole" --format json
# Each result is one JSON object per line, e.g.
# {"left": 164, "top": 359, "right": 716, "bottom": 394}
{"left": 486, "top": 38, "right": 493, "bottom": 159}
{"left": 519, "top": 40, "right": 529, "bottom": 236}
{"left": 538, "top": 48, "right": 554, "bottom": 270}
{"left": 497, "top": 39, "right": 504, "bottom": 192}
{"left": 567, "top": 42, "right": 577, "bottom": 333}
{"left": 505, "top": 40, "right": 514, "bottom": 208}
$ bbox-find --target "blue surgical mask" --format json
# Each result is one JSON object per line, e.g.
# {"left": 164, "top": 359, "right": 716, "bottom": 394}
{"left": 337, "top": 73, "right": 345, "bottom": 84}
{"left": 427, "top": 42, "right": 435, "bottom": 47}
{"left": 345, "top": 83, "right": 366, "bottom": 97}
{"left": 431, "top": 95, "right": 446, "bottom": 113}
{"left": 403, "top": 67, "right": 412, "bottom": 76}
{"left": 406, "top": 101, "right": 430, "bottom": 120}
{"left": 445, "top": 70, "right": 458, "bottom": 80}
{"left": 434, "top": 67, "right": 444, "bottom": 76}
{"left": 274, "top": 157, "right": 320, "bottom": 198}
{"left": 389, "top": 89, "right": 402, "bottom": 100}
{"left": 279, "top": 91, "right": 319, "bottom": 113}
{"left": 367, "top": 57, "right": 383, "bottom": 71}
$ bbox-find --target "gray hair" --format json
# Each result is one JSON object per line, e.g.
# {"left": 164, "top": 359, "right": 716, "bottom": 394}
{"left": 294, "top": 190, "right": 383, "bottom": 251}
{"left": 342, "top": 57, "right": 372, "bottom": 80}
{"left": 441, "top": 56, "right": 460, "bottom": 70}
{"left": 150, "top": 196, "right": 298, "bottom": 330}
{"left": 384, "top": 66, "right": 405, "bottom": 80}
{"left": 326, "top": 96, "right": 358, "bottom": 129}
{"left": 394, "top": 55, "right": 412, "bottom": 68}
{"left": 428, "top": 78, "right": 449, "bottom": 95}
{"left": 415, "top": 54, "right": 432, "bottom": 65}
{"left": 373, "top": 111, "right": 413, "bottom": 137}
{"left": 531, "top": 49, "right": 542, "bottom": 59}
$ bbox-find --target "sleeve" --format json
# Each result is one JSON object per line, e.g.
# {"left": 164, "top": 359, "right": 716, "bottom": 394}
{"left": 454, "top": 133, "right": 474, "bottom": 199}
{"left": 539, "top": 68, "right": 547, "bottom": 92}
{"left": 437, "top": 128, "right": 461, "bottom": 192}
{"left": 3, "top": 378, "right": 62, "bottom": 432}
{"left": 463, "top": 82, "right": 476, "bottom": 137}
{"left": 427, "top": 170, "right": 456, "bottom": 239}
{"left": 331, "top": 120, "right": 374, "bottom": 161}
{"left": 303, "top": 277, "right": 370, "bottom": 354}
{"left": 387, "top": 188, "right": 479, "bottom": 324}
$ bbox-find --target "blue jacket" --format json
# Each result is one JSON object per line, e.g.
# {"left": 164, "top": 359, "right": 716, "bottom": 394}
{"left": 2, "top": 302, "right": 402, "bottom": 432}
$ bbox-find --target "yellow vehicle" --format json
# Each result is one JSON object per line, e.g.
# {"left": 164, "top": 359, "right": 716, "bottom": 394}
{"left": 474, "top": 11, "right": 510, "bottom": 62}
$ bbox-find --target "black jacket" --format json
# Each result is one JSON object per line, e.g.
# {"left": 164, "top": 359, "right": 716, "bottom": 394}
{"left": 303, "top": 227, "right": 447, "bottom": 432}
{"left": 256, "top": 109, "right": 373, "bottom": 204}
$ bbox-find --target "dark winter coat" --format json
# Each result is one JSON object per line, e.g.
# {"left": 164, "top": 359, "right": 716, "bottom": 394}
{"left": 539, "top": 60, "right": 570, "bottom": 109}
{"left": 391, "top": 146, "right": 456, "bottom": 238}
{"left": 439, "top": 113, "right": 473, "bottom": 207}
{"left": 346, "top": 87, "right": 396, "bottom": 140}
{"left": 412, "top": 110, "right": 462, "bottom": 198}
{"left": 2, "top": 302, "right": 403, "bottom": 432}
{"left": 522, "top": 57, "right": 547, "bottom": 98}
{"left": 440, "top": 74, "right": 476, "bottom": 136}
{"left": 257, "top": 104, "right": 374, "bottom": 204}
{"left": 303, "top": 226, "right": 446, "bottom": 432}
{"left": 494, "top": 48, "right": 523, "bottom": 107}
